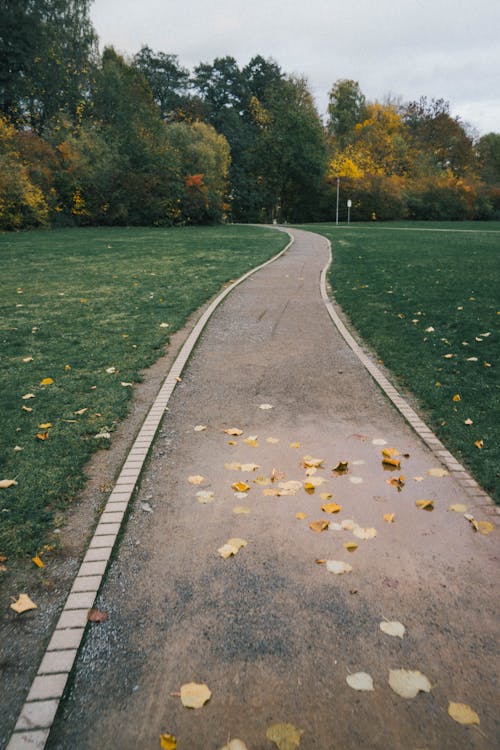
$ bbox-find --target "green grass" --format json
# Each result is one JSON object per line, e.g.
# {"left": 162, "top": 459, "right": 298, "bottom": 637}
{"left": 0, "top": 225, "right": 287, "bottom": 557}
{"left": 300, "top": 221, "right": 500, "bottom": 502}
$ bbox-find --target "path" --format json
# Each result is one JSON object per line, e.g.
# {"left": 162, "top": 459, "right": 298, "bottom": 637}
{"left": 31, "top": 229, "right": 499, "bottom": 748}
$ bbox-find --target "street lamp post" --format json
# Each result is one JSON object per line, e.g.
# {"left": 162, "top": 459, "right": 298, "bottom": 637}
{"left": 347, "top": 199, "right": 352, "bottom": 225}
{"left": 336, "top": 177, "right": 340, "bottom": 225}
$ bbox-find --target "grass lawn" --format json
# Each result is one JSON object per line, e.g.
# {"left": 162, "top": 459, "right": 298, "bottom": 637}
{"left": 0, "top": 225, "right": 287, "bottom": 558}
{"left": 301, "top": 221, "right": 500, "bottom": 503}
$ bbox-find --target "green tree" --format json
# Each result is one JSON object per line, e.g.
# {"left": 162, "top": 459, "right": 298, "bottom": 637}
{"left": 327, "top": 79, "right": 366, "bottom": 147}
{"left": 133, "top": 46, "right": 190, "bottom": 120}
{"left": 477, "top": 132, "right": 500, "bottom": 185}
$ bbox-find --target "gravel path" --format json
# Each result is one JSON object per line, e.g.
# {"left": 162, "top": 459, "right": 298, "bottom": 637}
{"left": 43, "top": 228, "right": 498, "bottom": 749}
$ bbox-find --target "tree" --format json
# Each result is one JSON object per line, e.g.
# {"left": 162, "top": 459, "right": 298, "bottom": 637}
{"left": 327, "top": 79, "right": 366, "bottom": 146}
{"left": 477, "top": 132, "right": 500, "bottom": 186}
{"left": 133, "top": 46, "right": 190, "bottom": 120}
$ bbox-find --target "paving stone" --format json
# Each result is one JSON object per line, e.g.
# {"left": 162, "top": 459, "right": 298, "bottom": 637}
{"left": 90, "top": 535, "right": 117, "bottom": 549}
{"left": 83, "top": 547, "right": 112, "bottom": 564}
{"left": 65, "top": 591, "right": 96, "bottom": 609}
{"left": 27, "top": 673, "right": 69, "bottom": 701}
{"left": 6, "top": 729, "right": 50, "bottom": 749}
{"left": 38, "top": 650, "right": 77, "bottom": 675}
{"left": 94, "top": 522, "right": 120, "bottom": 535}
{"left": 46, "top": 628, "right": 84, "bottom": 651}
{"left": 71, "top": 575, "right": 102, "bottom": 592}
{"left": 78, "top": 560, "right": 107, "bottom": 576}
{"left": 56, "top": 609, "right": 88, "bottom": 629}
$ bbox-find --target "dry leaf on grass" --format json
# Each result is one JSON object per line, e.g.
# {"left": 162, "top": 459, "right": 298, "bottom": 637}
{"left": 22, "top": 393, "right": 35, "bottom": 400}
{"left": 346, "top": 672, "right": 374, "bottom": 691}
{"left": 35, "top": 431, "right": 49, "bottom": 441}
{"left": 326, "top": 560, "right": 353, "bottom": 574}
{"left": 31, "top": 554, "right": 44, "bottom": 568}
{"left": 180, "top": 682, "right": 211, "bottom": 708}
{"left": 40, "top": 378, "right": 54, "bottom": 385}
{"left": 447, "top": 702, "right": 480, "bottom": 725}
{"left": 474, "top": 440, "right": 484, "bottom": 449}
{"left": 22, "top": 406, "right": 33, "bottom": 412}
{"left": 10, "top": 594, "right": 37, "bottom": 613}
{"left": 159, "top": 734, "right": 177, "bottom": 749}
{"left": 74, "top": 408, "right": 88, "bottom": 415}
{"left": 266, "top": 723, "right": 303, "bottom": 750}
{"left": 0, "top": 479, "right": 18, "bottom": 489}
{"left": 416, "top": 499, "right": 434, "bottom": 511}
{"left": 38, "top": 423, "right": 52, "bottom": 429}
{"left": 380, "top": 620, "right": 405, "bottom": 638}
{"left": 188, "top": 475, "right": 205, "bottom": 485}
{"left": 388, "top": 669, "right": 431, "bottom": 698}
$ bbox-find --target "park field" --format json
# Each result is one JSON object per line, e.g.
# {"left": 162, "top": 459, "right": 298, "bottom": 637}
{"left": 304, "top": 221, "right": 500, "bottom": 503}
{"left": 0, "top": 225, "right": 288, "bottom": 558}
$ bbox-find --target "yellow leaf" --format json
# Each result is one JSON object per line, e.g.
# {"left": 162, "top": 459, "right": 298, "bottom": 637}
{"left": 309, "top": 520, "right": 329, "bottom": 533}
{"left": 295, "top": 512, "right": 307, "bottom": 520}
{"left": 332, "top": 461, "right": 349, "bottom": 474}
{"left": 228, "top": 440, "right": 237, "bottom": 446}
{"left": 321, "top": 502, "right": 342, "bottom": 514}
{"left": 320, "top": 492, "right": 332, "bottom": 500}
{"left": 223, "top": 428, "right": 243, "bottom": 436}
{"left": 427, "top": 467, "right": 448, "bottom": 477}
{"left": 477, "top": 521, "right": 494, "bottom": 535}
{"left": 159, "top": 734, "right": 177, "bottom": 750}
{"left": 188, "top": 475, "right": 205, "bottom": 485}
{"left": 39, "top": 378, "right": 54, "bottom": 386}
{"left": 304, "top": 482, "right": 316, "bottom": 494}
{"left": 302, "top": 455, "right": 324, "bottom": 468}
{"left": 254, "top": 476, "right": 270, "bottom": 486}
{"left": 232, "top": 481, "right": 250, "bottom": 493}
{"left": 217, "top": 538, "right": 248, "bottom": 558}
{"left": 243, "top": 436, "right": 258, "bottom": 447}
{"left": 233, "top": 506, "right": 251, "bottom": 515}
{"left": 448, "top": 504, "right": 467, "bottom": 513}
{"left": 326, "top": 559, "right": 353, "bottom": 574}
{"left": 388, "top": 669, "right": 431, "bottom": 698}
{"left": 353, "top": 526, "right": 377, "bottom": 540}
{"left": 384, "top": 513, "right": 395, "bottom": 523}
{"left": 416, "top": 499, "right": 434, "bottom": 511}
{"left": 240, "top": 463, "right": 260, "bottom": 472}
{"left": 382, "top": 447, "right": 401, "bottom": 458}
{"left": 64, "top": 364, "right": 71, "bottom": 371}
{"left": 10, "top": 594, "right": 37, "bottom": 614}
{"left": 452, "top": 394, "right": 461, "bottom": 402}
{"left": 344, "top": 541, "right": 358, "bottom": 552}
{"left": 266, "top": 437, "right": 280, "bottom": 444}
{"left": 180, "top": 682, "right": 211, "bottom": 709}
{"left": 448, "top": 702, "right": 480, "bottom": 725}
{"left": 35, "top": 431, "right": 49, "bottom": 441}
{"left": 263, "top": 488, "right": 280, "bottom": 496}
{"left": 38, "top": 423, "right": 52, "bottom": 429}
{"left": 474, "top": 440, "right": 484, "bottom": 449}
{"left": 382, "top": 457, "right": 401, "bottom": 469}
{"left": 31, "top": 554, "right": 44, "bottom": 568}
{"left": 0, "top": 479, "right": 18, "bottom": 489}
{"left": 289, "top": 442, "right": 301, "bottom": 448}
{"left": 266, "top": 723, "right": 303, "bottom": 750}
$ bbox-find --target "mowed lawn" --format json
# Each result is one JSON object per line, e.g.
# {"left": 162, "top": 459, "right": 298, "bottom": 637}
{"left": 0, "top": 225, "right": 288, "bottom": 557}
{"left": 303, "top": 221, "right": 500, "bottom": 503}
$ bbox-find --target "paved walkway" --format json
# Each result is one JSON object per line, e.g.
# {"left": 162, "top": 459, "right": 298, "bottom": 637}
{"left": 35, "top": 229, "right": 498, "bottom": 748}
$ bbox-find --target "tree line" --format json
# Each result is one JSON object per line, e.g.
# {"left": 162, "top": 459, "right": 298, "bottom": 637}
{"left": 1, "top": 0, "right": 499, "bottom": 231}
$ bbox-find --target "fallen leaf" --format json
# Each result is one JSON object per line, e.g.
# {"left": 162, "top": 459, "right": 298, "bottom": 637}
{"left": 225, "top": 462, "right": 242, "bottom": 471}
{"left": 384, "top": 513, "right": 396, "bottom": 523}
{"left": 266, "top": 722, "right": 303, "bottom": 750}
{"left": 332, "top": 461, "right": 349, "bottom": 474}
{"left": 326, "top": 560, "right": 353, "bottom": 574}
{"left": 94, "top": 431, "right": 110, "bottom": 439}
{"left": 22, "top": 406, "right": 33, "bottom": 412}
{"left": 416, "top": 499, "right": 434, "bottom": 511}
{"left": 346, "top": 672, "right": 374, "bottom": 691}
{"left": 279, "top": 480, "right": 302, "bottom": 492}
{"left": 159, "top": 322, "right": 170, "bottom": 328}
{"left": 289, "top": 442, "right": 301, "bottom": 449}
{"left": 464, "top": 418, "right": 473, "bottom": 425}
{"left": 474, "top": 440, "right": 484, "bottom": 449}
{"left": 13, "top": 446, "right": 23, "bottom": 452}
{"left": 243, "top": 436, "right": 258, "bottom": 447}
{"left": 341, "top": 519, "right": 356, "bottom": 531}
{"left": 259, "top": 403, "right": 273, "bottom": 410}
{"left": 448, "top": 504, "right": 467, "bottom": 513}
{"left": 159, "top": 734, "right": 177, "bottom": 750}
{"left": 295, "top": 512, "right": 307, "bottom": 520}
{"left": 388, "top": 669, "right": 431, "bottom": 698}
{"left": 322, "top": 502, "right": 342, "bottom": 514}
{"left": 304, "top": 482, "right": 316, "bottom": 494}
{"left": 386, "top": 475, "right": 405, "bottom": 490}
{"left": 240, "top": 463, "right": 260, "bottom": 472}
{"left": 263, "top": 488, "right": 279, "bottom": 496}
{"left": 180, "top": 682, "right": 211, "bottom": 709}
{"left": 464, "top": 513, "right": 479, "bottom": 531}
{"left": 271, "top": 468, "right": 285, "bottom": 482}
{"left": 232, "top": 481, "right": 250, "bottom": 493}
{"left": 31, "top": 554, "right": 44, "bottom": 568}
{"left": 120, "top": 381, "right": 133, "bottom": 387}
{"left": 217, "top": 538, "right": 248, "bottom": 559}
{"left": 64, "top": 364, "right": 71, "bottom": 371}
{"left": 254, "top": 476, "right": 270, "bottom": 486}
{"left": 196, "top": 491, "right": 214, "bottom": 504}
{"left": 309, "top": 520, "right": 329, "bottom": 533}
{"left": 372, "top": 438, "right": 387, "bottom": 446}
{"left": 427, "top": 467, "right": 448, "bottom": 477}
{"left": 477, "top": 521, "right": 494, "bottom": 535}
{"left": 10, "top": 594, "right": 37, "bottom": 614}
{"left": 223, "top": 428, "right": 243, "bottom": 436}
{"left": 413, "top": 476, "right": 424, "bottom": 482}
{"left": 452, "top": 394, "right": 461, "bottom": 402}
{"left": 320, "top": 492, "right": 333, "bottom": 500}
{"left": 219, "top": 741, "right": 249, "bottom": 750}
{"left": 21, "top": 392, "right": 35, "bottom": 401}
{"left": 233, "top": 506, "right": 251, "bottom": 515}
{"left": 302, "top": 455, "right": 324, "bottom": 469}
{"left": 194, "top": 425, "right": 207, "bottom": 432}
{"left": 343, "top": 541, "right": 358, "bottom": 552}
{"left": 266, "top": 437, "right": 280, "bottom": 444}
{"left": 0, "top": 479, "right": 18, "bottom": 489}
{"left": 188, "top": 475, "right": 205, "bottom": 485}
{"left": 87, "top": 608, "right": 108, "bottom": 622}
{"left": 105, "top": 367, "right": 117, "bottom": 374}
{"left": 380, "top": 620, "right": 405, "bottom": 638}
{"left": 228, "top": 440, "right": 237, "bottom": 446}
{"left": 35, "top": 431, "right": 49, "bottom": 441}
{"left": 38, "top": 422, "right": 52, "bottom": 429}
{"left": 39, "top": 377, "right": 54, "bottom": 385}
{"left": 353, "top": 526, "right": 377, "bottom": 540}
{"left": 382, "top": 457, "right": 401, "bottom": 469}
{"left": 382, "top": 448, "right": 401, "bottom": 458}
{"left": 443, "top": 353, "right": 455, "bottom": 359}
{"left": 447, "top": 702, "right": 480, "bottom": 725}
{"left": 23, "top": 356, "right": 33, "bottom": 363}
{"left": 74, "top": 408, "right": 88, "bottom": 415}
{"left": 305, "top": 476, "right": 326, "bottom": 488}
{"left": 315, "top": 558, "right": 326, "bottom": 564}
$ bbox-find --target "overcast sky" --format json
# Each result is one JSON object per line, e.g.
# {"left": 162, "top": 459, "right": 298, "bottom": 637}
{"left": 90, "top": 0, "right": 500, "bottom": 136}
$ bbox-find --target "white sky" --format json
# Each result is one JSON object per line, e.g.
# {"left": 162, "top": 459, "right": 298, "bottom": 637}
{"left": 90, "top": 0, "right": 500, "bottom": 136}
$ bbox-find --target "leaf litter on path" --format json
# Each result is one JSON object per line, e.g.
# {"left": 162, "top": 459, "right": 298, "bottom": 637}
{"left": 266, "top": 723, "right": 303, "bottom": 750}
{"left": 180, "top": 682, "right": 211, "bottom": 708}
{"left": 448, "top": 701, "right": 480, "bottom": 725}
{"left": 389, "top": 669, "right": 431, "bottom": 698}
{"left": 346, "top": 672, "right": 374, "bottom": 691}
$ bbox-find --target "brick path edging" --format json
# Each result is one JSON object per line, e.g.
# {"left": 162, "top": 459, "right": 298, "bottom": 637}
{"left": 6, "top": 231, "right": 294, "bottom": 750}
